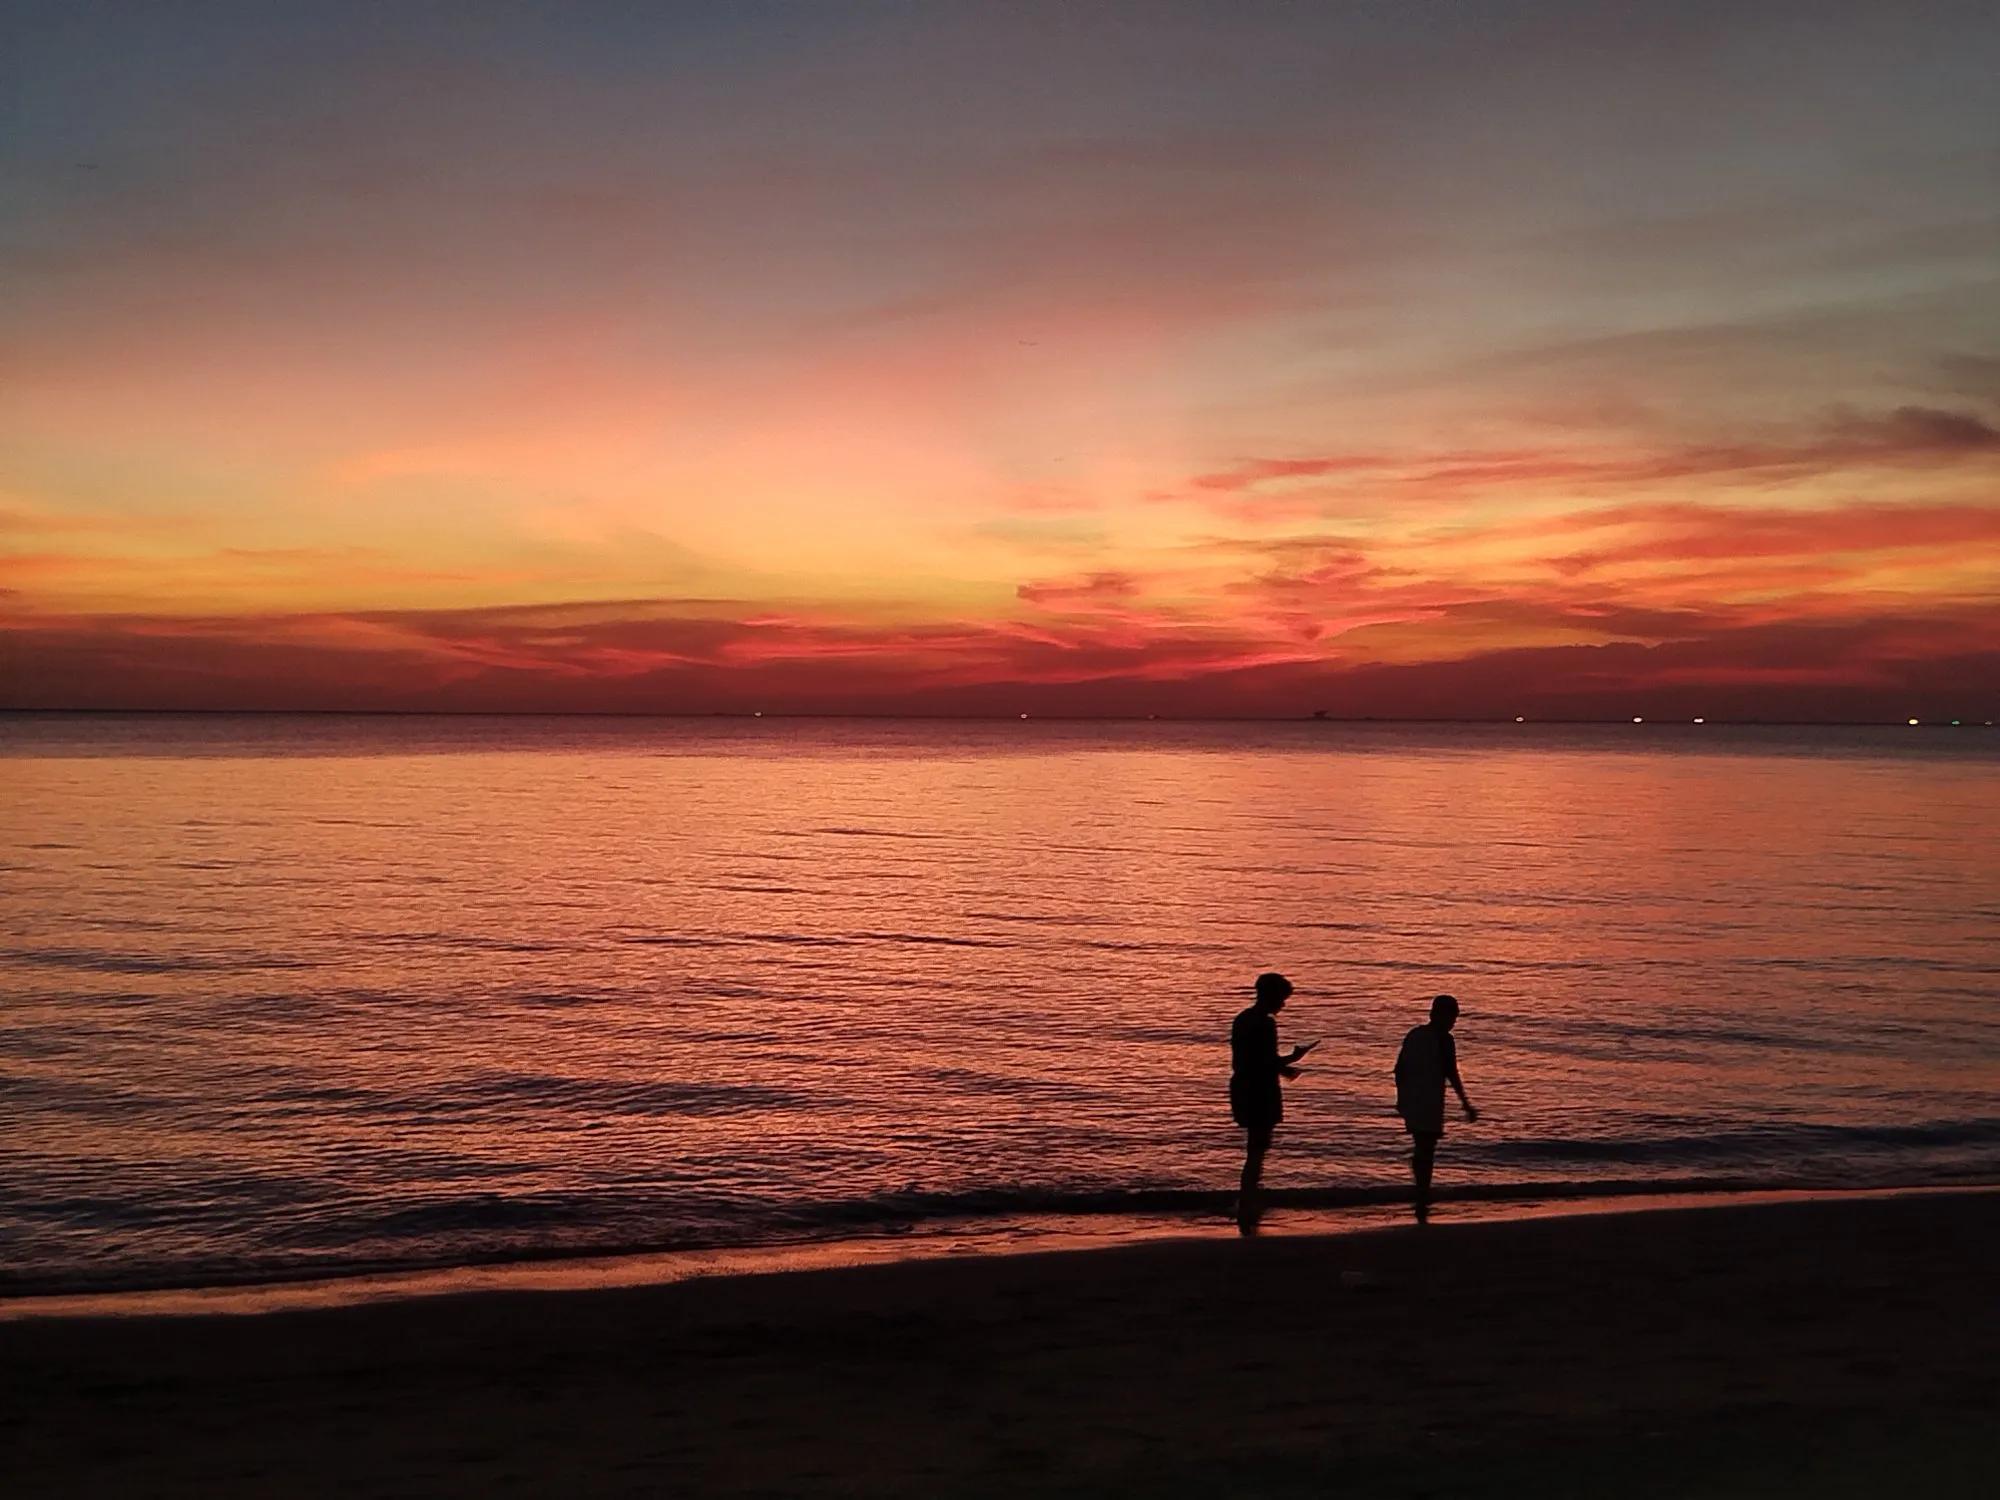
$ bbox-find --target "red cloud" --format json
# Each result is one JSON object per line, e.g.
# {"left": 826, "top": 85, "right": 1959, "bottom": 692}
{"left": 1546, "top": 500, "right": 2000, "bottom": 574}
{"left": 1163, "top": 404, "right": 2000, "bottom": 516}
{"left": 5, "top": 591, "right": 1994, "bottom": 722}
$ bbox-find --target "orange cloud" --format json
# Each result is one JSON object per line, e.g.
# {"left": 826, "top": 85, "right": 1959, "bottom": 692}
{"left": 1015, "top": 571, "right": 1145, "bottom": 607}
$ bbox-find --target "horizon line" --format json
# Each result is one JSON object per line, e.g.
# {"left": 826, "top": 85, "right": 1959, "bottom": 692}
{"left": 0, "top": 708, "right": 1990, "bottom": 728}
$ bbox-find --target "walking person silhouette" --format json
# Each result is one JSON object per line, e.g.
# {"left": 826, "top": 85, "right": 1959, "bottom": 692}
{"left": 1394, "top": 993, "right": 1478, "bottom": 1221}
{"left": 1230, "top": 971, "right": 1316, "bottom": 1234}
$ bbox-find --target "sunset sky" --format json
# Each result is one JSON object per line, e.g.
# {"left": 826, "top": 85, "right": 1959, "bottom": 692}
{"left": 4, "top": 0, "right": 1996, "bottom": 718}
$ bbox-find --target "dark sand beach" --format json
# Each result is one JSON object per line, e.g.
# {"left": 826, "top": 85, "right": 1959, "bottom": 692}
{"left": 6, "top": 1192, "right": 1995, "bottom": 1498}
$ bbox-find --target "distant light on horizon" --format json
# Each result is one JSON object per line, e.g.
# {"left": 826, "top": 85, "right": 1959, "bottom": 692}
{"left": 1632, "top": 716, "right": 1644, "bottom": 724}
{"left": 1908, "top": 718, "right": 1921, "bottom": 726}
{"left": 1694, "top": 717, "right": 1705, "bottom": 724}
{"left": 1514, "top": 716, "right": 1525, "bottom": 723}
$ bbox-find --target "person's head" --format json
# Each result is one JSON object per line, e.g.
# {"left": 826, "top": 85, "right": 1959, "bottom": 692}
{"left": 1254, "top": 971, "right": 1294, "bottom": 1011}
{"left": 1430, "top": 993, "right": 1460, "bottom": 1030}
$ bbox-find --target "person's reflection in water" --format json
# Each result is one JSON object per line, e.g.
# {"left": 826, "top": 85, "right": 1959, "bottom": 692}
{"left": 1230, "top": 971, "right": 1315, "bottom": 1235}
{"left": 1394, "top": 993, "right": 1478, "bottom": 1222}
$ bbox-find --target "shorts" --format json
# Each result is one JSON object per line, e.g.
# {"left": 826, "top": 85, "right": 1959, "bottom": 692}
{"left": 1231, "top": 1077, "right": 1282, "bottom": 1130}
{"left": 1398, "top": 1098, "right": 1445, "bottom": 1137}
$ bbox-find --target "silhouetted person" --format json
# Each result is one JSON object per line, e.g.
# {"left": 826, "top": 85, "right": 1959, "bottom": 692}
{"left": 1230, "top": 971, "right": 1315, "bottom": 1233}
{"left": 1394, "top": 993, "right": 1477, "bottom": 1221}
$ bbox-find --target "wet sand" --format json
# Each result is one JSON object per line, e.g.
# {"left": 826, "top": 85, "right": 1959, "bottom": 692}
{"left": 5, "top": 1193, "right": 1995, "bottom": 1497}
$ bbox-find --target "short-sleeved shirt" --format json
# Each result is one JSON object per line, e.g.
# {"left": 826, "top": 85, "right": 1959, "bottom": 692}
{"left": 1395, "top": 1023, "right": 1456, "bottom": 1136}
{"left": 1230, "top": 1006, "right": 1283, "bottom": 1128}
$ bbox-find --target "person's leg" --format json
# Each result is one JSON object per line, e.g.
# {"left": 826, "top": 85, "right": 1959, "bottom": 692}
{"left": 1410, "top": 1132, "right": 1438, "bottom": 1212}
{"left": 1237, "top": 1123, "right": 1274, "bottom": 1233}
{"left": 1241, "top": 1123, "right": 1273, "bottom": 1195}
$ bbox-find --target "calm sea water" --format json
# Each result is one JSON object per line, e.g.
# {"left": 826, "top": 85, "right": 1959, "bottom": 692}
{"left": 2, "top": 714, "right": 1995, "bottom": 1294}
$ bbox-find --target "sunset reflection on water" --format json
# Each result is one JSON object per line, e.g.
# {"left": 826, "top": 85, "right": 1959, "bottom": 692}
{"left": 2, "top": 717, "right": 1995, "bottom": 1291}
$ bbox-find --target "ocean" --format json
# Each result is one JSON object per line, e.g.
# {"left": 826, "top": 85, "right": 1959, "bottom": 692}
{"left": 2, "top": 714, "right": 1995, "bottom": 1295}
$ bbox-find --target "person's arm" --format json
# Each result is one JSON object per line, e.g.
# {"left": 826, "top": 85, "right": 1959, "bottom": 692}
{"left": 1446, "top": 1058, "right": 1478, "bottom": 1121}
{"left": 1271, "top": 1021, "right": 1308, "bottom": 1079}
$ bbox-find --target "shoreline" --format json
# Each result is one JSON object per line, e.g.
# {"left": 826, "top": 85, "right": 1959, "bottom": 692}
{"left": 7, "top": 1190, "right": 1993, "bottom": 1497}
{"left": 5, "top": 1179, "right": 1991, "bottom": 1322}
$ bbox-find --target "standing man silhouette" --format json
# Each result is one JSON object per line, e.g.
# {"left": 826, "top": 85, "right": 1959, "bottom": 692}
{"left": 1395, "top": 993, "right": 1478, "bottom": 1221}
{"left": 1230, "top": 971, "right": 1315, "bottom": 1233}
